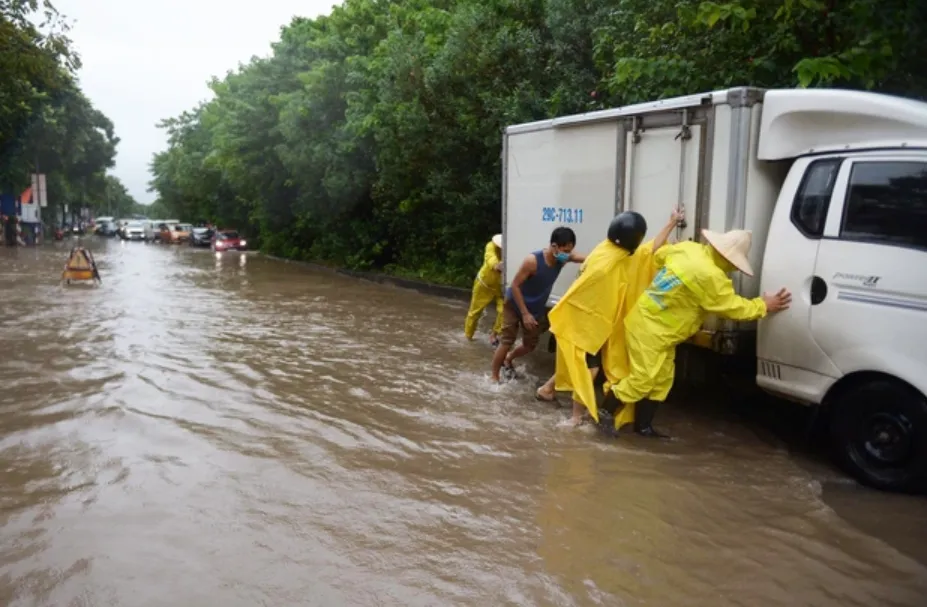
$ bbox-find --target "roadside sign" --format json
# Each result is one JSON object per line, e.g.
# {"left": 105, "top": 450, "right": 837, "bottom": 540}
{"left": 21, "top": 203, "right": 39, "bottom": 223}
{"left": 31, "top": 174, "right": 47, "bottom": 207}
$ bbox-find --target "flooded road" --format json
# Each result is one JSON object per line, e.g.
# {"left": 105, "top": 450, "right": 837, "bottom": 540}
{"left": 1, "top": 240, "right": 926, "bottom": 606}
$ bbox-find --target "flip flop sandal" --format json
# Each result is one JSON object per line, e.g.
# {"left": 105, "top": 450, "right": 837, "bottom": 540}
{"left": 502, "top": 361, "right": 517, "bottom": 380}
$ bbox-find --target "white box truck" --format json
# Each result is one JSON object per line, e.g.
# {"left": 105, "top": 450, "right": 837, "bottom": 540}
{"left": 501, "top": 87, "right": 927, "bottom": 492}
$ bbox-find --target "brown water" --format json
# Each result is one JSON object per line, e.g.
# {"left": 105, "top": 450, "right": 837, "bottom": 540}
{"left": 1, "top": 240, "right": 925, "bottom": 607}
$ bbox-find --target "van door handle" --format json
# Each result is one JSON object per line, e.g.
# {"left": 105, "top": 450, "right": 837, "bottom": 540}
{"left": 810, "top": 275, "right": 828, "bottom": 305}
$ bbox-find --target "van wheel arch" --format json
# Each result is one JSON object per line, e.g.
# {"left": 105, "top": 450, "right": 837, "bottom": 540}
{"left": 824, "top": 372, "right": 927, "bottom": 494}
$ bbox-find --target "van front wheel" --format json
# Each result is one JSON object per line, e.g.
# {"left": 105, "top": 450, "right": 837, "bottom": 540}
{"left": 830, "top": 378, "right": 927, "bottom": 494}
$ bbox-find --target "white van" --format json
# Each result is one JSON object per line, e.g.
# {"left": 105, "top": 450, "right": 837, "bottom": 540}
{"left": 146, "top": 219, "right": 179, "bottom": 242}
{"left": 502, "top": 87, "right": 927, "bottom": 492}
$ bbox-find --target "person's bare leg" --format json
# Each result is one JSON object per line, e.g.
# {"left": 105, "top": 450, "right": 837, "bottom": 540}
{"left": 491, "top": 343, "right": 511, "bottom": 382}
{"left": 536, "top": 374, "right": 556, "bottom": 401}
{"left": 505, "top": 343, "right": 533, "bottom": 368}
{"left": 568, "top": 401, "right": 586, "bottom": 426}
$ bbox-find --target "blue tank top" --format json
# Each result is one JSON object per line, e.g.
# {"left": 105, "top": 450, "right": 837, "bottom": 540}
{"left": 506, "top": 250, "right": 564, "bottom": 316}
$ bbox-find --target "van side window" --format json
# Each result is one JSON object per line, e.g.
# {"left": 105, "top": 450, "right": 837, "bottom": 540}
{"left": 841, "top": 161, "right": 927, "bottom": 250}
{"left": 791, "top": 158, "right": 842, "bottom": 238}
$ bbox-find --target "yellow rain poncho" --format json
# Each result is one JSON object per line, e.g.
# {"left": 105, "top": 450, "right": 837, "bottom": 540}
{"left": 548, "top": 239, "right": 659, "bottom": 422}
{"left": 464, "top": 240, "right": 504, "bottom": 339}
{"left": 613, "top": 241, "right": 768, "bottom": 406}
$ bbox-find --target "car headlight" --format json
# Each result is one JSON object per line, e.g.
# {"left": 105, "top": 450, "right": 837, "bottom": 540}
{"left": 240, "top": 240, "right": 247, "bottom": 247}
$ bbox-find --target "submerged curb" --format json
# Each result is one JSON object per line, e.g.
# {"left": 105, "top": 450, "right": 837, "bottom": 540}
{"left": 265, "top": 254, "right": 471, "bottom": 302}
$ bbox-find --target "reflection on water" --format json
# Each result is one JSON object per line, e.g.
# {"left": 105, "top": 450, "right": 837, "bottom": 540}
{"left": 0, "top": 240, "right": 925, "bottom": 606}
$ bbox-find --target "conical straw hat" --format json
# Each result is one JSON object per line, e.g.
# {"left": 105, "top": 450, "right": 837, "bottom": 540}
{"left": 701, "top": 229, "right": 754, "bottom": 276}
{"left": 492, "top": 233, "right": 503, "bottom": 248}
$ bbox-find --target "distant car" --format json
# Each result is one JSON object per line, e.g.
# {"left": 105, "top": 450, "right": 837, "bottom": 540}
{"left": 159, "top": 224, "right": 176, "bottom": 243}
{"left": 212, "top": 230, "right": 247, "bottom": 252}
{"left": 146, "top": 219, "right": 179, "bottom": 241}
{"left": 120, "top": 221, "right": 146, "bottom": 241}
{"left": 94, "top": 217, "right": 116, "bottom": 237}
{"left": 155, "top": 223, "right": 172, "bottom": 242}
{"left": 115, "top": 219, "right": 133, "bottom": 238}
{"left": 189, "top": 227, "right": 214, "bottom": 247}
{"left": 159, "top": 223, "right": 191, "bottom": 244}
{"left": 174, "top": 223, "right": 193, "bottom": 243}
{"left": 95, "top": 220, "right": 117, "bottom": 237}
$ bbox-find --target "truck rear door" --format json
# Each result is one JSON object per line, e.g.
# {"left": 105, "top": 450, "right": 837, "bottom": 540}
{"left": 503, "top": 121, "right": 620, "bottom": 305}
{"left": 621, "top": 113, "right": 701, "bottom": 243}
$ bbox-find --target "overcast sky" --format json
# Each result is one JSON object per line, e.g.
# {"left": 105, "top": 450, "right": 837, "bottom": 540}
{"left": 53, "top": 0, "right": 337, "bottom": 205}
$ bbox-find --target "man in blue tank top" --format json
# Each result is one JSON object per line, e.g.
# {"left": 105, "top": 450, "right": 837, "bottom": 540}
{"left": 491, "top": 227, "right": 585, "bottom": 382}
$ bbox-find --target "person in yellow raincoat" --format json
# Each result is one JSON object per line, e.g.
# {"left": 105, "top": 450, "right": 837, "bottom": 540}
{"left": 537, "top": 209, "right": 685, "bottom": 426}
{"left": 603, "top": 228, "right": 792, "bottom": 438}
{"left": 464, "top": 234, "right": 505, "bottom": 346}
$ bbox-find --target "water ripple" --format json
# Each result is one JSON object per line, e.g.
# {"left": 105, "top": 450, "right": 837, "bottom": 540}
{"left": 0, "top": 241, "right": 925, "bottom": 606}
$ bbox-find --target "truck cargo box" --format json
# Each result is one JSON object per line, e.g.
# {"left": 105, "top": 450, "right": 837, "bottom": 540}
{"left": 501, "top": 87, "right": 786, "bottom": 352}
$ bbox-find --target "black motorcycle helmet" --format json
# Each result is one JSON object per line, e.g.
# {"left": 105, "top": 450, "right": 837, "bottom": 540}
{"left": 607, "top": 211, "right": 647, "bottom": 254}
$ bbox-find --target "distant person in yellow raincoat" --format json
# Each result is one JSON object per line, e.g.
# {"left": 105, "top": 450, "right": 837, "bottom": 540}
{"left": 536, "top": 209, "right": 685, "bottom": 426}
{"left": 603, "top": 229, "right": 792, "bottom": 438}
{"left": 464, "top": 234, "right": 504, "bottom": 346}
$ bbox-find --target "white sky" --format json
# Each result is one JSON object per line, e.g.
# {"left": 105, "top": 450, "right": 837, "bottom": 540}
{"left": 53, "top": 0, "right": 337, "bottom": 204}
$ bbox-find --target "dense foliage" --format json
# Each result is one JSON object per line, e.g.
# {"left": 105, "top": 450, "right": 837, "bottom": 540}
{"left": 149, "top": 0, "right": 926, "bottom": 287}
{"left": 1, "top": 0, "right": 137, "bottom": 221}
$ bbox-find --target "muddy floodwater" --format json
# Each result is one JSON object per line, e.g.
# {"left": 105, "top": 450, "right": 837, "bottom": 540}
{"left": 1, "top": 240, "right": 926, "bottom": 606}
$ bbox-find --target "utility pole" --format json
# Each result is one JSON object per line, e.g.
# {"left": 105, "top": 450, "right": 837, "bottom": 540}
{"left": 35, "top": 150, "right": 42, "bottom": 242}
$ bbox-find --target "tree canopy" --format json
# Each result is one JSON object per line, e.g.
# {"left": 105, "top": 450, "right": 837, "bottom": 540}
{"left": 148, "top": 0, "right": 926, "bottom": 286}
{"left": 2, "top": 0, "right": 136, "bottom": 221}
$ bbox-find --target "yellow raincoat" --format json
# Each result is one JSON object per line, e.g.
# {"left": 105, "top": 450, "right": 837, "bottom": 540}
{"left": 548, "top": 239, "right": 659, "bottom": 422}
{"left": 464, "top": 240, "right": 504, "bottom": 339}
{"left": 613, "top": 241, "right": 767, "bottom": 407}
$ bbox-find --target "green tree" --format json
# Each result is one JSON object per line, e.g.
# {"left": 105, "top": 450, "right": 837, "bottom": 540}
{"left": 2, "top": 1, "right": 123, "bottom": 227}
{"left": 11, "top": 80, "right": 119, "bottom": 222}
{"left": 1, "top": 0, "right": 79, "bottom": 172}
{"left": 595, "top": 0, "right": 927, "bottom": 104}
{"left": 99, "top": 175, "right": 144, "bottom": 218}
{"left": 148, "top": 0, "right": 927, "bottom": 287}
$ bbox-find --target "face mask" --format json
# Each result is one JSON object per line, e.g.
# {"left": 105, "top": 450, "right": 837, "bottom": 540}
{"left": 554, "top": 251, "right": 570, "bottom": 263}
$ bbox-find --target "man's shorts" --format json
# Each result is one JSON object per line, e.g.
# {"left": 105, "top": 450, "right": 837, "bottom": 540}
{"left": 500, "top": 300, "right": 550, "bottom": 350}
